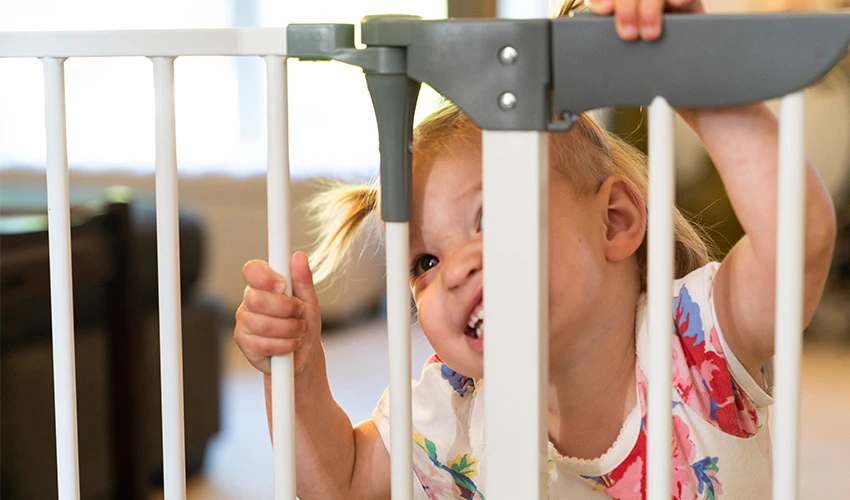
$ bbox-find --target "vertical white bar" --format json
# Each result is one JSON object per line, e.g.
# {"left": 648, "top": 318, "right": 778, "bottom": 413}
{"left": 264, "top": 55, "right": 297, "bottom": 500}
{"left": 483, "top": 130, "right": 548, "bottom": 499}
{"left": 42, "top": 56, "right": 81, "bottom": 500}
{"left": 646, "top": 96, "right": 675, "bottom": 500}
{"left": 151, "top": 56, "right": 187, "bottom": 500}
{"left": 772, "top": 91, "right": 806, "bottom": 500}
{"left": 386, "top": 222, "right": 413, "bottom": 499}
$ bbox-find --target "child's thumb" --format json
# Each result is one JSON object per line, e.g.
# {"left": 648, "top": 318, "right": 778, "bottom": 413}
{"left": 290, "top": 251, "right": 319, "bottom": 305}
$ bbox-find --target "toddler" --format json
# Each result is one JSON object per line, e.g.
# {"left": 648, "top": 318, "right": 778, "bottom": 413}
{"left": 233, "top": 0, "right": 837, "bottom": 498}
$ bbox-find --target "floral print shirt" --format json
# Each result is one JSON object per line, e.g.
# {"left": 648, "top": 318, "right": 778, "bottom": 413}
{"left": 371, "top": 263, "right": 774, "bottom": 499}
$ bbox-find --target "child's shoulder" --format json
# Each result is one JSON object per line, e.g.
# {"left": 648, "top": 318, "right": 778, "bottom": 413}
{"left": 671, "top": 261, "right": 721, "bottom": 344}
{"left": 675, "top": 261, "right": 721, "bottom": 298}
{"left": 371, "top": 353, "right": 482, "bottom": 489}
{"left": 636, "top": 261, "right": 773, "bottom": 438}
{"left": 635, "top": 261, "right": 723, "bottom": 353}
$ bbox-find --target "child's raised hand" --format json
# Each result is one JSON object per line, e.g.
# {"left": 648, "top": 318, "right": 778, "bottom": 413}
{"left": 234, "top": 252, "right": 322, "bottom": 377}
{"left": 586, "top": 0, "right": 704, "bottom": 41}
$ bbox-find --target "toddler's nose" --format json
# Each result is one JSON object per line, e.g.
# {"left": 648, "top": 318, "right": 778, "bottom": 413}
{"left": 442, "top": 240, "right": 482, "bottom": 291}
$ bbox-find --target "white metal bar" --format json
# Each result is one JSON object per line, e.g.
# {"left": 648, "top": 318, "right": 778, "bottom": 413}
{"left": 151, "top": 56, "right": 187, "bottom": 500}
{"left": 0, "top": 28, "right": 289, "bottom": 58}
{"left": 386, "top": 222, "right": 413, "bottom": 499}
{"left": 43, "top": 56, "right": 81, "bottom": 500}
{"left": 483, "top": 130, "right": 548, "bottom": 499}
{"left": 265, "top": 55, "right": 297, "bottom": 500}
{"left": 646, "top": 96, "right": 675, "bottom": 500}
{"left": 772, "top": 91, "right": 806, "bottom": 500}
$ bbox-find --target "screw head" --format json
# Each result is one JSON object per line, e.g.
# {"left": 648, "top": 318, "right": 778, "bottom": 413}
{"left": 498, "top": 91, "right": 517, "bottom": 110}
{"left": 499, "top": 46, "right": 518, "bottom": 65}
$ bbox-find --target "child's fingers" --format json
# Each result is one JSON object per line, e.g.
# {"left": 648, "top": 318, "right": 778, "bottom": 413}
{"left": 242, "top": 259, "right": 288, "bottom": 294}
{"left": 236, "top": 307, "right": 308, "bottom": 340}
{"left": 667, "top": 0, "right": 704, "bottom": 12}
{"left": 290, "top": 251, "right": 320, "bottom": 306}
{"left": 614, "top": 0, "right": 640, "bottom": 40}
{"left": 586, "top": 0, "right": 615, "bottom": 15}
{"left": 243, "top": 286, "right": 306, "bottom": 319}
{"left": 252, "top": 336, "right": 304, "bottom": 359}
{"left": 587, "top": 0, "right": 700, "bottom": 41}
{"left": 234, "top": 327, "right": 304, "bottom": 363}
{"left": 639, "top": 0, "right": 665, "bottom": 40}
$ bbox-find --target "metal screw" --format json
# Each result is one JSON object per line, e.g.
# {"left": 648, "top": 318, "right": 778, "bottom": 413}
{"left": 498, "top": 92, "right": 517, "bottom": 110}
{"left": 499, "top": 46, "right": 518, "bottom": 65}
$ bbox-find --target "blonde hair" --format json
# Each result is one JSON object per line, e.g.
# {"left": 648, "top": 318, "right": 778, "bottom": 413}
{"left": 306, "top": 0, "right": 715, "bottom": 286}
{"left": 306, "top": 100, "right": 715, "bottom": 287}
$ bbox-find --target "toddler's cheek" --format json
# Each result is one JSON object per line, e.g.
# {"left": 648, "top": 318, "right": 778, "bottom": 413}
{"left": 416, "top": 302, "right": 442, "bottom": 339}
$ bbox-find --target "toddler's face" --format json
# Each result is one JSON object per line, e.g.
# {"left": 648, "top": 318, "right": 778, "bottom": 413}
{"left": 409, "top": 146, "right": 609, "bottom": 379}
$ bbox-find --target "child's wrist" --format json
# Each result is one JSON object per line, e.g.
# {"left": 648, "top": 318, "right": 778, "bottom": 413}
{"left": 295, "top": 350, "right": 328, "bottom": 391}
{"left": 677, "top": 103, "right": 771, "bottom": 126}
{"left": 264, "top": 361, "right": 325, "bottom": 410}
{"left": 261, "top": 355, "right": 320, "bottom": 387}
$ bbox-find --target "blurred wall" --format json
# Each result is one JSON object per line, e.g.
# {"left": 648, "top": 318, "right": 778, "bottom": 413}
{"left": 0, "top": 169, "right": 386, "bottom": 324}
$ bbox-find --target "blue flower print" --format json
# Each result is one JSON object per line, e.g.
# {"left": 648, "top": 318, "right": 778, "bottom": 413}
{"left": 441, "top": 364, "right": 474, "bottom": 397}
{"left": 674, "top": 285, "right": 705, "bottom": 346}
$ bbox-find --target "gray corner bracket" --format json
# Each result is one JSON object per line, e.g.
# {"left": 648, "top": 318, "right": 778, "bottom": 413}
{"left": 361, "top": 15, "right": 556, "bottom": 132}
{"left": 287, "top": 20, "right": 421, "bottom": 223}
{"left": 286, "top": 13, "right": 850, "bottom": 220}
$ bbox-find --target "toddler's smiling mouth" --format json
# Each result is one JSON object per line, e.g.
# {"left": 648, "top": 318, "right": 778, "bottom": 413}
{"left": 466, "top": 303, "right": 484, "bottom": 339}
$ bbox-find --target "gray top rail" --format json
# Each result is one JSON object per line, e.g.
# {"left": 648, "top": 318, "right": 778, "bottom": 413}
{"left": 287, "top": 12, "right": 850, "bottom": 220}
{"left": 291, "top": 13, "right": 850, "bottom": 130}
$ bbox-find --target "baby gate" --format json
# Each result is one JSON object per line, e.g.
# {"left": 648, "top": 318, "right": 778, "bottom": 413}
{"left": 1, "top": 7, "right": 849, "bottom": 500}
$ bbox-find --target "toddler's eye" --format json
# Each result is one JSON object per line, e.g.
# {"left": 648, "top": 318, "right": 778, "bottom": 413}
{"left": 412, "top": 254, "right": 439, "bottom": 277}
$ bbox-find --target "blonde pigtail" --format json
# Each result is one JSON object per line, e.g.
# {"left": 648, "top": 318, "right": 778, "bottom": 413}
{"left": 557, "top": 0, "right": 587, "bottom": 17}
{"left": 304, "top": 180, "right": 380, "bottom": 284}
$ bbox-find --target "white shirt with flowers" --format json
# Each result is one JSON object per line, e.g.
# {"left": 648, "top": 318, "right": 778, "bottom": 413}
{"left": 371, "top": 262, "right": 774, "bottom": 499}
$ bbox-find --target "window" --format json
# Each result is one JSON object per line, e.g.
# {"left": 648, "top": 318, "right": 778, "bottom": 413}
{"left": 0, "top": 0, "right": 447, "bottom": 178}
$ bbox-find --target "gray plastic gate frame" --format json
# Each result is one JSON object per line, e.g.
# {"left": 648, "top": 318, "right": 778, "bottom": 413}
{"left": 287, "top": 12, "right": 850, "bottom": 222}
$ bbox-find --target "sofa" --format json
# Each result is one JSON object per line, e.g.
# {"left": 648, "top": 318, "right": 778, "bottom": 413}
{"left": 1, "top": 186, "right": 221, "bottom": 500}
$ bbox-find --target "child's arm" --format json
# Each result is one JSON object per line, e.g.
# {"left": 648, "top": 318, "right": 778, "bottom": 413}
{"left": 677, "top": 105, "right": 836, "bottom": 379}
{"left": 590, "top": 0, "right": 838, "bottom": 380}
{"left": 236, "top": 253, "right": 391, "bottom": 499}
{"left": 262, "top": 367, "right": 391, "bottom": 499}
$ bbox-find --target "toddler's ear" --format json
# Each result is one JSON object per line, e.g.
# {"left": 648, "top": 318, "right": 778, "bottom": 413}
{"left": 599, "top": 176, "right": 646, "bottom": 262}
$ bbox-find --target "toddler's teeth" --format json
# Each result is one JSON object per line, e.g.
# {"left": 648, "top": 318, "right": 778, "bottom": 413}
{"left": 475, "top": 326, "right": 482, "bottom": 338}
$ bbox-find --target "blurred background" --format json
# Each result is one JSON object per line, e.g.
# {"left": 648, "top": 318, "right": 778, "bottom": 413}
{"left": 1, "top": 0, "right": 848, "bottom": 498}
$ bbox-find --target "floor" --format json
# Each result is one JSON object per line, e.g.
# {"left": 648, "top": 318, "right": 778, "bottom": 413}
{"left": 151, "top": 318, "right": 850, "bottom": 499}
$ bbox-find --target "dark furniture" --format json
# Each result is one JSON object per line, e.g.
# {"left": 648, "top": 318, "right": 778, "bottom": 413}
{"left": 1, "top": 188, "right": 221, "bottom": 499}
